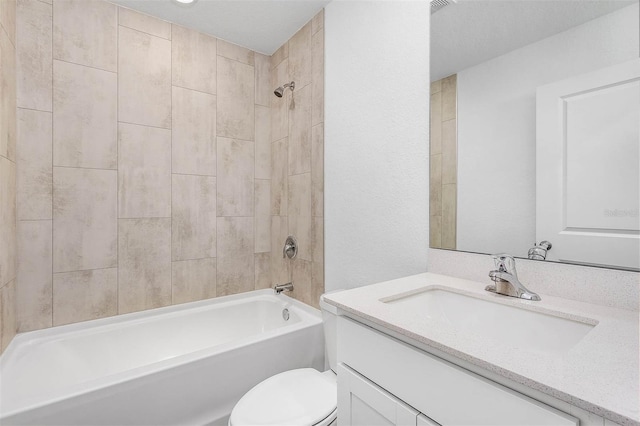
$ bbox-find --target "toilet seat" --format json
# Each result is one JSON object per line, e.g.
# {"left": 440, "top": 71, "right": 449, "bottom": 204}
{"left": 229, "top": 368, "right": 337, "bottom": 426}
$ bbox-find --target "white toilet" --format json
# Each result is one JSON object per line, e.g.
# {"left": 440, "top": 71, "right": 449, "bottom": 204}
{"left": 228, "top": 295, "right": 339, "bottom": 426}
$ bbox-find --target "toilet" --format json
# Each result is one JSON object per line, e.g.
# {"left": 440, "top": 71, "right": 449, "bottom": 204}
{"left": 228, "top": 294, "right": 339, "bottom": 426}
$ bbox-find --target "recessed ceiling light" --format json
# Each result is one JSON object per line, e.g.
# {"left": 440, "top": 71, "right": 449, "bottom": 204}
{"left": 173, "top": 0, "right": 197, "bottom": 5}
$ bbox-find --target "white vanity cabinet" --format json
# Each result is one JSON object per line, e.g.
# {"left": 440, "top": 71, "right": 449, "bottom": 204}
{"left": 337, "top": 316, "right": 578, "bottom": 426}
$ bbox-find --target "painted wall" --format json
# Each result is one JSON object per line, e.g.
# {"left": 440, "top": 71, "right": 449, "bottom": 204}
{"left": 324, "top": 0, "right": 430, "bottom": 292}
{"left": 456, "top": 4, "right": 639, "bottom": 256}
{"left": 14, "top": 0, "right": 324, "bottom": 332}
{"left": 0, "top": 0, "right": 17, "bottom": 354}
{"left": 269, "top": 12, "right": 325, "bottom": 308}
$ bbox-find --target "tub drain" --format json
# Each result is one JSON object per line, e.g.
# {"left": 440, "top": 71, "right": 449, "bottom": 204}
{"left": 282, "top": 308, "right": 290, "bottom": 321}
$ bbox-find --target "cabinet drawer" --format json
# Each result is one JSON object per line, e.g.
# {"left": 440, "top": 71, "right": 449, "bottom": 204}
{"left": 337, "top": 316, "right": 577, "bottom": 426}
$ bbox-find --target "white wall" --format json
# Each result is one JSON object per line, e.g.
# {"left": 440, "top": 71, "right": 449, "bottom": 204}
{"left": 456, "top": 4, "right": 639, "bottom": 256}
{"left": 324, "top": 1, "right": 430, "bottom": 291}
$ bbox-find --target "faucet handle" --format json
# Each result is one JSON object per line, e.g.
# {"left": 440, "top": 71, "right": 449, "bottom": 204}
{"left": 491, "top": 253, "right": 517, "bottom": 275}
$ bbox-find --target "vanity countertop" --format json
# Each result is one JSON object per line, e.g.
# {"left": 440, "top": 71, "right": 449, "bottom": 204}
{"left": 324, "top": 272, "right": 639, "bottom": 426}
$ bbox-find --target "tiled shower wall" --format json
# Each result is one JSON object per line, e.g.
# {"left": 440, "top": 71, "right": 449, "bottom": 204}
{"left": 0, "top": 0, "right": 17, "bottom": 353}
{"left": 270, "top": 13, "right": 324, "bottom": 308}
{"left": 14, "top": 0, "right": 324, "bottom": 332}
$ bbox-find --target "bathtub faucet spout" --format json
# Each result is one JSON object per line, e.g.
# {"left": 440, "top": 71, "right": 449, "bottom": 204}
{"left": 274, "top": 282, "right": 294, "bottom": 294}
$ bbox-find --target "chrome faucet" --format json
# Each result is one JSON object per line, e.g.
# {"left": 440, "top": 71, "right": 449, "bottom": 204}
{"left": 486, "top": 254, "right": 541, "bottom": 301}
{"left": 274, "top": 282, "right": 294, "bottom": 294}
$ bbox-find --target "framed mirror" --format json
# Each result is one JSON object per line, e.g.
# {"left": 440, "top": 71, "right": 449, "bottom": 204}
{"left": 429, "top": 0, "right": 639, "bottom": 271}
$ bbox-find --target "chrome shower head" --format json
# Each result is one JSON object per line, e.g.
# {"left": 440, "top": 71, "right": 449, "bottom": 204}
{"left": 274, "top": 81, "right": 295, "bottom": 97}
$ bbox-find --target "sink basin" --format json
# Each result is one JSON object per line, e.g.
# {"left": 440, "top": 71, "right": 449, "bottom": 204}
{"left": 382, "top": 288, "right": 596, "bottom": 354}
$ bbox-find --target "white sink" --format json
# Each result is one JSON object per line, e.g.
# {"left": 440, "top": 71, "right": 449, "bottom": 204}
{"left": 382, "top": 288, "right": 596, "bottom": 354}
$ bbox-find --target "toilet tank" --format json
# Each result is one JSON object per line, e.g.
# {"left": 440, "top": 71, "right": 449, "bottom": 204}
{"left": 319, "top": 293, "right": 340, "bottom": 373}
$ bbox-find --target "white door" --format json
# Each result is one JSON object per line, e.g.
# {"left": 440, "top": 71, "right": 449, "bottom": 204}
{"left": 536, "top": 59, "right": 640, "bottom": 270}
{"left": 337, "top": 364, "right": 419, "bottom": 426}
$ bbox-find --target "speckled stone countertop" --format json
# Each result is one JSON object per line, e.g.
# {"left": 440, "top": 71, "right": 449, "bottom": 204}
{"left": 324, "top": 273, "right": 639, "bottom": 426}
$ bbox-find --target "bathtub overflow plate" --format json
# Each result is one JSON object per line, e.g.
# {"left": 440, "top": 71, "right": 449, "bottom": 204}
{"left": 282, "top": 308, "right": 290, "bottom": 321}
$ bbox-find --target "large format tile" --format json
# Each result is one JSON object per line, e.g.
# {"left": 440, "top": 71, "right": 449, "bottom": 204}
{"left": 288, "top": 84, "right": 312, "bottom": 175}
{"left": 172, "top": 258, "right": 216, "bottom": 305}
{"left": 311, "top": 29, "right": 324, "bottom": 126}
{"left": 217, "top": 39, "right": 254, "bottom": 65}
{"left": 172, "top": 86, "right": 216, "bottom": 176}
{"left": 430, "top": 90, "right": 442, "bottom": 155}
{"left": 217, "top": 137, "right": 254, "bottom": 217}
{"left": 288, "top": 22, "right": 312, "bottom": 90}
{"left": 118, "top": 218, "right": 171, "bottom": 314}
{"left": 118, "top": 26, "right": 171, "bottom": 129}
{"left": 255, "top": 53, "right": 270, "bottom": 107}
{"left": 119, "top": 7, "right": 170, "bottom": 40}
{"left": 118, "top": 123, "right": 171, "bottom": 218}
{"left": 291, "top": 259, "right": 312, "bottom": 306}
{"left": 1, "top": 280, "right": 16, "bottom": 352}
{"left": 52, "top": 268, "right": 117, "bottom": 326}
{"left": 311, "top": 124, "right": 323, "bottom": 217}
{"left": 270, "top": 59, "right": 289, "bottom": 142}
{"left": 271, "top": 215, "right": 289, "bottom": 285}
{"left": 0, "top": 157, "right": 16, "bottom": 287}
{"left": 311, "top": 217, "right": 323, "bottom": 263}
{"left": 17, "top": 109, "right": 52, "bottom": 221}
{"left": 172, "top": 25, "right": 216, "bottom": 94}
{"left": 0, "top": 28, "right": 16, "bottom": 162}
{"left": 53, "top": 0, "right": 117, "bottom": 71}
{"left": 217, "top": 217, "right": 254, "bottom": 296}
{"left": 255, "top": 179, "right": 270, "bottom": 253}
{"left": 441, "top": 74, "right": 457, "bottom": 122}
{"left": 53, "top": 60, "right": 117, "bottom": 169}
{"left": 288, "top": 173, "right": 311, "bottom": 261}
{"left": 271, "top": 137, "right": 288, "bottom": 216}
{"left": 0, "top": 0, "right": 15, "bottom": 46}
{"left": 217, "top": 56, "right": 254, "bottom": 140}
{"left": 441, "top": 119, "right": 457, "bottom": 185}
{"left": 311, "top": 259, "right": 323, "bottom": 309}
{"left": 271, "top": 42, "right": 288, "bottom": 70}
{"left": 255, "top": 252, "right": 271, "bottom": 290}
{"left": 16, "top": 220, "right": 52, "bottom": 331}
{"left": 255, "top": 105, "right": 270, "bottom": 179}
{"left": 442, "top": 183, "right": 457, "bottom": 250}
{"left": 429, "top": 153, "right": 442, "bottom": 217}
{"left": 172, "top": 174, "right": 217, "bottom": 261}
{"left": 16, "top": 0, "right": 52, "bottom": 111}
{"left": 312, "top": 9, "right": 324, "bottom": 35}
{"left": 53, "top": 167, "right": 117, "bottom": 272}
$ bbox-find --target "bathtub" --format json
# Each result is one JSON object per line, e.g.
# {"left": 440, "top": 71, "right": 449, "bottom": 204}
{"left": 0, "top": 290, "right": 325, "bottom": 425}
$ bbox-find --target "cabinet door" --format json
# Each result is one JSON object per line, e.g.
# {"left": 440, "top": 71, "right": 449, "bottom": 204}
{"left": 338, "top": 364, "right": 419, "bottom": 426}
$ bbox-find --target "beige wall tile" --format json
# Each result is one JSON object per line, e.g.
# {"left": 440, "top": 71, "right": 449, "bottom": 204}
{"left": 431, "top": 79, "right": 442, "bottom": 94}
{"left": 429, "top": 154, "right": 442, "bottom": 217}
{"left": 288, "top": 173, "right": 311, "bottom": 261}
{"left": 217, "top": 217, "right": 254, "bottom": 296}
{"left": 430, "top": 91, "right": 442, "bottom": 155}
{"left": 16, "top": 0, "right": 52, "bottom": 111}
{"left": 172, "top": 86, "right": 216, "bottom": 176}
{"left": 312, "top": 10, "right": 324, "bottom": 35}
{"left": 118, "top": 218, "right": 171, "bottom": 314}
{"left": 311, "top": 259, "right": 323, "bottom": 309}
{"left": 53, "top": 167, "right": 117, "bottom": 272}
{"left": 53, "top": 0, "right": 116, "bottom": 71}
{"left": 311, "top": 216, "right": 323, "bottom": 263}
{"left": 442, "top": 183, "right": 457, "bottom": 250}
{"left": 254, "top": 252, "right": 271, "bottom": 290}
{"left": 0, "top": 0, "right": 15, "bottom": 46}
{"left": 289, "top": 22, "right": 312, "bottom": 90}
{"left": 271, "top": 137, "right": 288, "bottom": 216}
{"left": 291, "top": 259, "right": 311, "bottom": 306}
{"left": 255, "top": 53, "right": 270, "bottom": 107}
{"left": 289, "top": 214, "right": 311, "bottom": 262}
{"left": 118, "top": 26, "right": 171, "bottom": 129}
{"left": 172, "top": 174, "right": 217, "bottom": 261}
{"left": 255, "top": 179, "right": 270, "bottom": 253}
{"left": 0, "top": 157, "right": 16, "bottom": 287}
{"left": 271, "top": 42, "right": 288, "bottom": 70}
{"left": 288, "top": 84, "right": 311, "bottom": 175}
{"left": 217, "top": 39, "right": 254, "bottom": 65}
{"left": 270, "top": 59, "right": 289, "bottom": 142}
{"left": 430, "top": 215, "right": 442, "bottom": 249}
{"left": 217, "top": 137, "right": 254, "bottom": 216}
{"left": 1, "top": 279, "right": 16, "bottom": 352}
{"left": 217, "top": 56, "right": 254, "bottom": 140}
{"left": 172, "top": 258, "right": 216, "bottom": 305}
{"left": 442, "top": 118, "right": 457, "bottom": 185}
{"left": 119, "top": 7, "right": 170, "bottom": 40}
{"left": 118, "top": 123, "right": 171, "bottom": 218}
{"left": 0, "top": 29, "right": 16, "bottom": 161}
{"left": 311, "top": 124, "right": 323, "bottom": 217}
{"left": 16, "top": 220, "right": 52, "bottom": 332}
{"left": 270, "top": 216, "right": 289, "bottom": 285}
{"left": 53, "top": 60, "right": 117, "bottom": 169}
{"left": 441, "top": 74, "right": 457, "bottom": 122}
{"left": 255, "top": 105, "right": 270, "bottom": 179}
{"left": 17, "top": 109, "right": 52, "bottom": 220}
{"left": 52, "top": 268, "right": 117, "bottom": 326}
{"left": 172, "top": 25, "right": 216, "bottom": 94}
{"left": 311, "top": 29, "right": 324, "bottom": 127}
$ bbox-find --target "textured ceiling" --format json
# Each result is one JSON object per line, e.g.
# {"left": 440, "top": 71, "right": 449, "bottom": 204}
{"left": 431, "top": 0, "right": 637, "bottom": 81}
{"left": 110, "top": 0, "right": 331, "bottom": 55}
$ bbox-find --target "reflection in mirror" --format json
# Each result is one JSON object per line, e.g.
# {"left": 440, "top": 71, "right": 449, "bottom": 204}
{"left": 429, "top": 0, "right": 640, "bottom": 271}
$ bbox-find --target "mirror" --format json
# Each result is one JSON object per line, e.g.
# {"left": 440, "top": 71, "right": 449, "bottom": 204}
{"left": 429, "top": 0, "right": 640, "bottom": 271}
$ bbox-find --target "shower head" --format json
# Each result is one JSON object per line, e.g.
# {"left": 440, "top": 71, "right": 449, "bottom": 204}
{"left": 274, "top": 81, "right": 295, "bottom": 97}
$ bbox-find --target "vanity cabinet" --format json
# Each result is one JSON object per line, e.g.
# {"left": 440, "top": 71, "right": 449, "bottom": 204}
{"left": 337, "top": 316, "right": 578, "bottom": 426}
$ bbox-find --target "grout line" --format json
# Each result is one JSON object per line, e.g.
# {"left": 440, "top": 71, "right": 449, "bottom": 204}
{"left": 118, "top": 23, "right": 170, "bottom": 42}
{"left": 117, "top": 119, "right": 170, "bottom": 131}
{"left": 52, "top": 57, "right": 117, "bottom": 75}
{"left": 116, "top": 9, "right": 120, "bottom": 315}
{"left": 50, "top": 1, "right": 54, "bottom": 328}
{"left": 171, "top": 171, "right": 216, "bottom": 178}
{"left": 52, "top": 164, "right": 117, "bottom": 172}
{"left": 171, "top": 83, "right": 216, "bottom": 98}
{"left": 16, "top": 106, "right": 53, "bottom": 114}
{"left": 53, "top": 265, "right": 118, "bottom": 275}
{"left": 170, "top": 29, "right": 173, "bottom": 307}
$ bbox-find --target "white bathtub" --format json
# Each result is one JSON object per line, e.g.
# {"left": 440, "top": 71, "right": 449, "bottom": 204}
{"left": 0, "top": 290, "right": 325, "bottom": 425}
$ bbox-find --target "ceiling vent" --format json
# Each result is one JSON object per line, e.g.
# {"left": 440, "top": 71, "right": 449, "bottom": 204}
{"left": 431, "top": 0, "right": 457, "bottom": 14}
